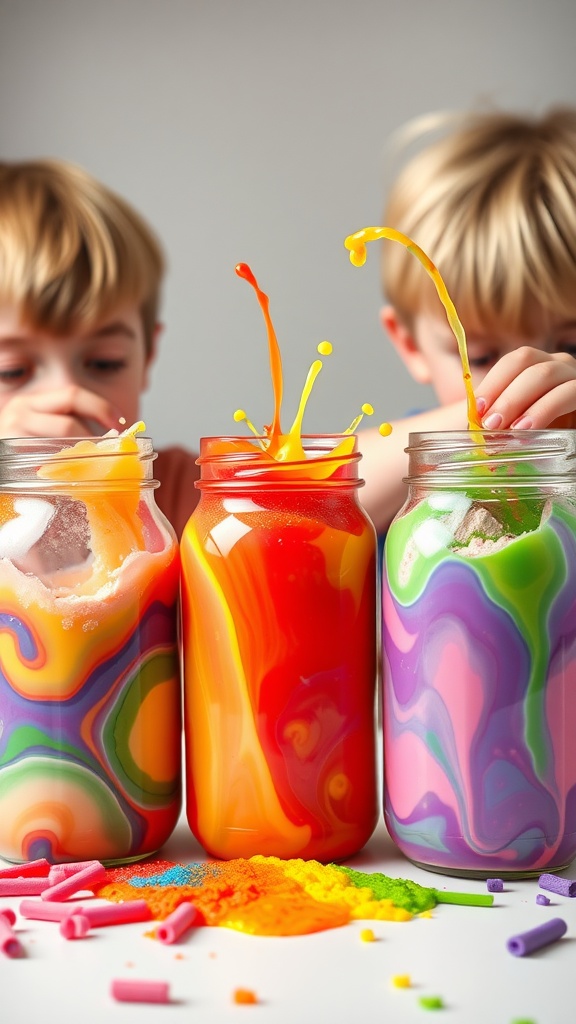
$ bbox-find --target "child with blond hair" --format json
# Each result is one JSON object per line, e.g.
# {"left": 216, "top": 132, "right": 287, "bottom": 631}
{"left": 0, "top": 159, "right": 200, "bottom": 537}
{"left": 358, "top": 106, "right": 576, "bottom": 533}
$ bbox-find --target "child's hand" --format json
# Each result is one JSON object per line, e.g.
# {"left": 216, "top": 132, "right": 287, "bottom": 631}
{"left": 475, "top": 347, "right": 576, "bottom": 430}
{"left": 0, "top": 385, "right": 125, "bottom": 438}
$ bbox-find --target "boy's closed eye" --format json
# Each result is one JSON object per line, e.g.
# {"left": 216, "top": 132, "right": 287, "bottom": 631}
{"left": 0, "top": 365, "right": 28, "bottom": 383}
{"left": 85, "top": 358, "right": 127, "bottom": 374}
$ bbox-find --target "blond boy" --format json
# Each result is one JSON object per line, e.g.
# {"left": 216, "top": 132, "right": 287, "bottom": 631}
{"left": 358, "top": 107, "right": 576, "bottom": 534}
{"left": 0, "top": 159, "right": 200, "bottom": 537}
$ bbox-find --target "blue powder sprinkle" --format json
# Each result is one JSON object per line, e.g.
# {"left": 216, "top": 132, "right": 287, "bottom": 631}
{"left": 129, "top": 866, "right": 196, "bottom": 888}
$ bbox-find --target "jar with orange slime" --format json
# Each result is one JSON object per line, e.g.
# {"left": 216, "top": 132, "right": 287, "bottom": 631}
{"left": 181, "top": 264, "right": 385, "bottom": 861}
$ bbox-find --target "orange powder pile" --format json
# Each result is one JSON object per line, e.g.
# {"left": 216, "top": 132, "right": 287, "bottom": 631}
{"left": 92, "top": 855, "right": 492, "bottom": 937}
{"left": 93, "top": 856, "right": 417, "bottom": 935}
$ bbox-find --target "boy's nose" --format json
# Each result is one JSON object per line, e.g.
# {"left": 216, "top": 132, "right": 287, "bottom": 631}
{"left": 36, "top": 363, "right": 79, "bottom": 389}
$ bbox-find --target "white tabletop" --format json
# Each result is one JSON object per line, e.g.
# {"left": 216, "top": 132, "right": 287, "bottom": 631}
{"left": 1, "top": 811, "right": 575, "bottom": 1024}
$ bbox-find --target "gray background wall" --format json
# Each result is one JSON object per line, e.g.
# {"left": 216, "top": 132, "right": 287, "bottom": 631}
{"left": 1, "top": 0, "right": 575, "bottom": 452}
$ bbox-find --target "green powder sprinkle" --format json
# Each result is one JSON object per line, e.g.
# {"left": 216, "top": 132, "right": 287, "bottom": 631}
{"left": 339, "top": 866, "right": 438, "bottom": 913}
{"left": 419, "top": 995, "right": 444, "bottom": 1010}
{"left": 337, "top": 866, "right": 493, "bottom": 914}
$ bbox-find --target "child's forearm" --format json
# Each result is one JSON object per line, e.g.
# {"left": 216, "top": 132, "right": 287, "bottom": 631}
{"left": 357, "top": 401, "right": 468, "bottom": 535}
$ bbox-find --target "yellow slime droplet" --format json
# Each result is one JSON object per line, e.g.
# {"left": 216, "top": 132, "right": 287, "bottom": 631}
{"left": 317, "top": 340, "right": 333, "bottom": 356}
{"left": 379, "top": 422, "right": 393, "bottom": 437}
{"left": 391, "top": 974, "right": 412, "bottom": 989}
{"left": 233, "top": 409, "right": 262, "bottom": 441}
{"left": 344, "top": 226, "right": 481, "bottom": 430}
{"left": 345, "top": 403, "right": 375, "bottom": 435}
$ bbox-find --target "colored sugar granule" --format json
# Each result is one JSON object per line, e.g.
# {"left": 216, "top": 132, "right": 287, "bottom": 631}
{"left": 391, "top": 974, "right": 412, "bottom": 988}
{"left": 359, "top": 928, "right": 375, "bottom": 942}
{"left": 536, "top": 894, "right": 551, "bottom": 906}
{"left": 233, "top": 989, "right": 259, "bottom": 1005}
{"left": 92, "top": 856, "right": 491, "bottom": 937}
{"left": 419, "top": 995, "right": 444, "bottom": 1010}
{"left": 487, "top": 878, "right": 504, "bottom": 893}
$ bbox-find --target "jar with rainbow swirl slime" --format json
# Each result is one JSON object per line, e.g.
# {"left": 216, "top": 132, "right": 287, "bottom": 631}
{"left": 383, "top": 429, "right": 576, "bottom": 878}
{"left": 181, "top": 433, "right": 378, "bottom": 861}
{"left": 0, "top": 425, "right": 181, "bottom": 864}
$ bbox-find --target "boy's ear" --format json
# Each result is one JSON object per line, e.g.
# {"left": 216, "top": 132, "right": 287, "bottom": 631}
{"left": 380, "top": 305, "right": 432, "bottom": 385}
{"left": 143, "top": 322, "right": 163, "bottom": 390}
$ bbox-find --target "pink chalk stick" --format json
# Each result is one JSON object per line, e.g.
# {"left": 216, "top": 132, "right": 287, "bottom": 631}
{"left": 111, "top": 978, "right": 170, "bottom": 1004}
{"left": 156, "top": 902, "right": 201, "bottom": 944}
{"left": 0, "top": 877, "right": 50, "bottom": 896}
{"left": 77, "top": 900, "right": 152, "bottom": 928}
{"left": 60, "top": 914, "right": 91, "bottom": 940}
{"left": 48, "top": 860, "right": 101, "bottom": 885}
{"left": 0, "top": 918, "right": 24, "bottom": 958}
{"left": 0, "top": 858, "right": 50, "bottom": 879}
{"left": 19, "top": 899, "right": 83, "bottom": 922}
{"left": 0, "top": 909, "right": 17, "bottom": 927}
{"left": 41, "top": 861, "right": 106, "bottom": 901}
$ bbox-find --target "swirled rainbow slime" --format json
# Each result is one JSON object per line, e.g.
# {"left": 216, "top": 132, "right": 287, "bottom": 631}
{"left": 0, "top": 424, "right": 181, "bottom": 864}
{"left": 383, "top": 496, "right": 576, "bottom": 874}
{"left": 94, "top": 855, "right": 491, "bottom": 936}
{"left": 181, "top": 265, "right": 379, "bottom": 861}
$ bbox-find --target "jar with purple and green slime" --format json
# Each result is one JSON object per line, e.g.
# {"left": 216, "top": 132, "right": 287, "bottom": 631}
{"left": 383, "top": 429, "right": 576, "bottom": 878}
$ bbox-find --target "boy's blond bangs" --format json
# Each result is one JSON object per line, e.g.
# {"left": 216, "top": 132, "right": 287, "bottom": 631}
{"left": 0, "top": 160, "right": 164, "bottom": 350}
{"left": 382, "top": 108, "right": 576, "bottom": 336}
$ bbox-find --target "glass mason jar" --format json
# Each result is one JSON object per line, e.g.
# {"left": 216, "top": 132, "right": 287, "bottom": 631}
{"left": 383, "top": 430, "right": 576, "bottom": 878}
{"left": 0, "top": 434, "right": 181, "bottom": 865}
{"left": 181, "top": 434, "right": 378, "bottom": 861}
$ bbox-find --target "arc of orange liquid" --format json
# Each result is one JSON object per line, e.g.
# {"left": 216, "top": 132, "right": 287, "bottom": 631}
{"left": 235, "top": 263, "right": 284, "bottom": 450}
{"left": 236, "top": 262, "right": 390, "bottom": 469}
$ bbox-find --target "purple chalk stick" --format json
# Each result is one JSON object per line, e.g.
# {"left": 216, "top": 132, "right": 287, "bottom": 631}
{"left": 538, "top": 873, "right": 576, "bottom": 898}
{"left": 507, "top": 917, "right": 567, "bottom": 956}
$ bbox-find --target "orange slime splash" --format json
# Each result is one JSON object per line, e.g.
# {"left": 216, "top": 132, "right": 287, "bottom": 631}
{"left": 234, "top": 263, "right": 388, "bottom": 469}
